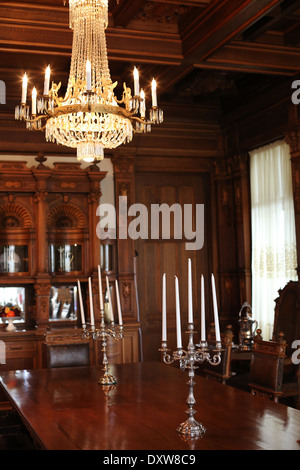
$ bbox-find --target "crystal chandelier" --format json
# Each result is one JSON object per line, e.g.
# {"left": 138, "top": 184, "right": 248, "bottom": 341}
{"left": 15, "top": 0, "right": 163, "bottom": 163}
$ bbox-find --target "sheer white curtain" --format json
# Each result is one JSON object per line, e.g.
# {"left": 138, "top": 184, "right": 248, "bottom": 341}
{"left": 250, "top": 140, "right": 297, "bottom": 340}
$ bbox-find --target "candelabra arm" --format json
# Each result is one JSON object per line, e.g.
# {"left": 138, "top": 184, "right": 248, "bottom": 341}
{"left": 82, "top": 309, "right": 123, "bottom": 386}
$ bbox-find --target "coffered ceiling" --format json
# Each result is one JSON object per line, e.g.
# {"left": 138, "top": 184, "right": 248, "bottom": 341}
{"left": 1, "top": 0, "right": 300, "bottom": 154}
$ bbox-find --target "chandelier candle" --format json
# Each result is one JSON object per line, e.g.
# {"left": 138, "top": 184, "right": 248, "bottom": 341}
{"left": 134, "top": 67, "right": 140, "bottom": 96}
{"left": 21, "top": 73, "right": 27, "bottom": 104}
{"left": 151, "top": 79, "right": 157, "bottom": 107}
{"left": 32, "top": 87, "right": 37, "bottom": 115}
{"left": 159, "top": 260, "right": 223, "bottom": 438}
{"left": 15, "top": 0, "right": 163, "bottom": 163}
{"left": 82, "top": 266, "right": 123, "bottom": 385}
{"left": 44, "top": 66, "right": 51, "bottom": 96}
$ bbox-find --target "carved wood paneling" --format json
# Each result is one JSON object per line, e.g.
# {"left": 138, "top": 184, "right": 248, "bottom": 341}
{"left": 135, "top": 170, "right": 212, "bottom": 361}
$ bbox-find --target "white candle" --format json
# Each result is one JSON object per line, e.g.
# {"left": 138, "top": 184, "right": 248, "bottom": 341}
{"left": 162, "top": 273, "right": 167, "bottom": 342}
{"left": 140, "top": 89, "right": 145, "bottom": 118}
{"left": 98, "top": 265, "right": 104, "bottom": 311}
{"left": 44, "top": 65, "right": 50, "bottom": 95}
{"left": 188, "top": 258, "right": 193, "bottom": 324}
{"left": 88, "top": 277, "right": 95, "bottom": 327}
{"left": 77, "top": 279, "right": 85, "bottom": 326}
{"left": 21, "top": 73, "right": 28, "bottom": 104}
{"left": 211, "top": 274, "right": 221, "bottom": 342}
{"left": 151, "top": 78, "right": 157, "bottom": 107}
{"left": 201, "top": 275, "right": 206, "bottom": 342}
{"left": 175, "top": 276, "right": 182, "bottom": 349}
{"left": 133, "top": 67, "right": 139, "bottom": 96}
{"left": 115, "top": 280, "right": 123, "bottom": 326}
{"left": 106, "top": 276, "right": 114, "bottom": 322}
{"left": 86, "top": 60, "right": 92, "bottom": 91}
{"left": 32, "top": 87, "right": 37, "bottom": 115}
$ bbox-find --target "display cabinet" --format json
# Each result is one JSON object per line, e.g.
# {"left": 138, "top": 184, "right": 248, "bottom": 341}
{"left": 0, "top": 157, "right": 141, "bottom": 370}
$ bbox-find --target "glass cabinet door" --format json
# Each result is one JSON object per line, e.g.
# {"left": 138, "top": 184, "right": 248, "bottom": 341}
{"left": 49, "top": 244, "right": 82, "bottom": 273}
{"left": 49, "top": 285, "right": 78, "bottom": 322}
{"left": 0, "top": 245, "right": 29, "bottom": 273}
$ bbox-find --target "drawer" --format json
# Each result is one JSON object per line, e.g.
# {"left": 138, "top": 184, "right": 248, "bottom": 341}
{"left": 5, "top": 341, "right": 36, "bottom": 353}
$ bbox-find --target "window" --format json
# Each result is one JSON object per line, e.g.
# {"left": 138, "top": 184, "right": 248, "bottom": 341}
{"left": 250, "top": 140, "right": 297, "bottom": 339}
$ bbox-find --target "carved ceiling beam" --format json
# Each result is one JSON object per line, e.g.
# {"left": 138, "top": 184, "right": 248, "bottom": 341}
{"left": 196, "top": 40, "right": 300, "bottom": 75}
{"left": 181, "top": 0, "right": 283, "bottom": 61}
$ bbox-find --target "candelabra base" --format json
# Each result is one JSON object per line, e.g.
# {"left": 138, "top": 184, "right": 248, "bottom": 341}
{"left": 177, "top": 417, "right": 206, "bottom": 438}
{"left": 98, "top": 372, "right": 117, "bottom": 386}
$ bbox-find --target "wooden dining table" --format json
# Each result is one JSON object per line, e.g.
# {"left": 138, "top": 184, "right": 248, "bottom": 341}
{"left": 0, "top": 361, "right": 300, "bottom": 451}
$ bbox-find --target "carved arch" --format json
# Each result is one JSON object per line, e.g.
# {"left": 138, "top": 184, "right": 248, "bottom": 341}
{"left": 47, "top": 204, "right": 86, "bottom": 229}
{"left": 0, "top": 202, "right": 33, "bottom": 228}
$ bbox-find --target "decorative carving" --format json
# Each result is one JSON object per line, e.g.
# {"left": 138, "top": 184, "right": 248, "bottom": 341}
{"left": 34, "top": 282, "right": 51, "bottom": 296}
{"left": 4, "top": 181, "right": 22, "bottom": 189}
{"left": 112, "top": 154, "right": 134, "bottom": 174}
{"left": 234, "top": 180, "right": 242, "bottom": 224}
{"left": 34, "top": 191, "right": 48, "bottom": 204}
{"left": 2, "top": 216, "right": 19, "bottom": 228}
{"left": 47, "top": 203, "right": 86, "bottom": 228}
{"left": 290, "top": 153, "right": 300, "bottom": 213}
{"left": 35, "top": 153, "right": 47, "bottom": 168}
{"left": 220, "top": 184, "right": 231, "bottom": 226}
{"left": 61, "top": 182, "right": 77, "bottom": 189}
{"left": 135, "top": 2, "right": 188, "bottom": 24}
{"left": 88, "top": 191, "right": 101, "bottom": 204}
{"left": 119, "top": 183, "right": 129, "bottom": 197}
{"left": 285, "top": 129, "right": 300, "bottom": 155}
{"left": 0, "top": 202, "right": 32, "bottom": 228}
{"left": 122, "top": 282, "right": 131, "bottom": 299}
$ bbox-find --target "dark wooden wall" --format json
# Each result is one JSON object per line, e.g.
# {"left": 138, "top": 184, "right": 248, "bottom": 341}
{"left": 129, "top": 74, "right": 300, "bottom": 359}
{"left": 135, "top": 170, "right": 212, "bottom": 360}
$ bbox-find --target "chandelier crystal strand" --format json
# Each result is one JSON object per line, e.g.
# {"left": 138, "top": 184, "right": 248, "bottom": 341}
{"left": 16, "top": 0, "right": 163, "bottom": 163}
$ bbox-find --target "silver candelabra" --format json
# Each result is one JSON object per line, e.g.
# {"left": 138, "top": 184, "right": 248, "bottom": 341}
{"left": 159, "top": 263, "right": 223, "bottom": 438}
{"left": 82, "top": 308, "right": 123, "bottom": 386}
{"left": 160, "top": 323, "right": 222, "bottom": 438}
{"left": 78, "top": 267, "right": 123, "bottom": 386}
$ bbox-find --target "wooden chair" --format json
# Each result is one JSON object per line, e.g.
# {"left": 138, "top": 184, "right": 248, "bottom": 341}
{"left": 46, "top": 342, "right": 90, "bottom": 369}
{"left": 249, "top": 280, "right": 300, "bottom": 403}
{"left": 272, "top": 280, "right": 300, "bottom": 354}
{"left": 201, "top": 324, "right": 234, "bottom": 384}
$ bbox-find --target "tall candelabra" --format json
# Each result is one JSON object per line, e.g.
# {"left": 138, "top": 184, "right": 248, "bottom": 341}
{"left": 159, "top": 261, "right": 223, "bottom": 438}
{"left": 78, "top": 265, "right": 123, "bottom": 386}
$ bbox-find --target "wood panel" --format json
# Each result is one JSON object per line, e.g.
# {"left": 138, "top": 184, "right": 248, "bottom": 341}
{"left": 135, "top": 171, "right": 212, "bottom": 360}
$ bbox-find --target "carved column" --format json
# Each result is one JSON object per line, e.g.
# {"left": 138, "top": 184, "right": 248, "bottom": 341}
{"left": 33, "top": 167, "right": 51, "bottom": 275}
{"left": 230, "top": 152, "right": 252, "bottom": 304}
{"left": 34, "top": 280, "right": 51, "bottom": 328}
{"left": 285, "top": 128, "right": 300, "bottom": 278}
{"left": 112, "top": 153, "right": 138, "bottom": 323}
{"left": 213, "top": 158, "right": 239, "bottom": 332}
{"left": 87, "top": 179, "right": 102, "bottom": 274}
{"left": 32, "top": 166, "right": 51, "bottom": 329}
{"left": 213, "top": 152, "right": 251, "bottom": 340}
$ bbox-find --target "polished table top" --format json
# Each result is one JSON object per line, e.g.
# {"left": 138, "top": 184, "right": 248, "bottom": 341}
{"left": 1, "top": 361, "right": 300, "bottom": 450}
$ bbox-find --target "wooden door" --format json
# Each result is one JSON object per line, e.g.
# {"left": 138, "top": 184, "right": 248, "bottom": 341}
{"left": 135, "top": 172, "right": 212, "bottom": 361}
